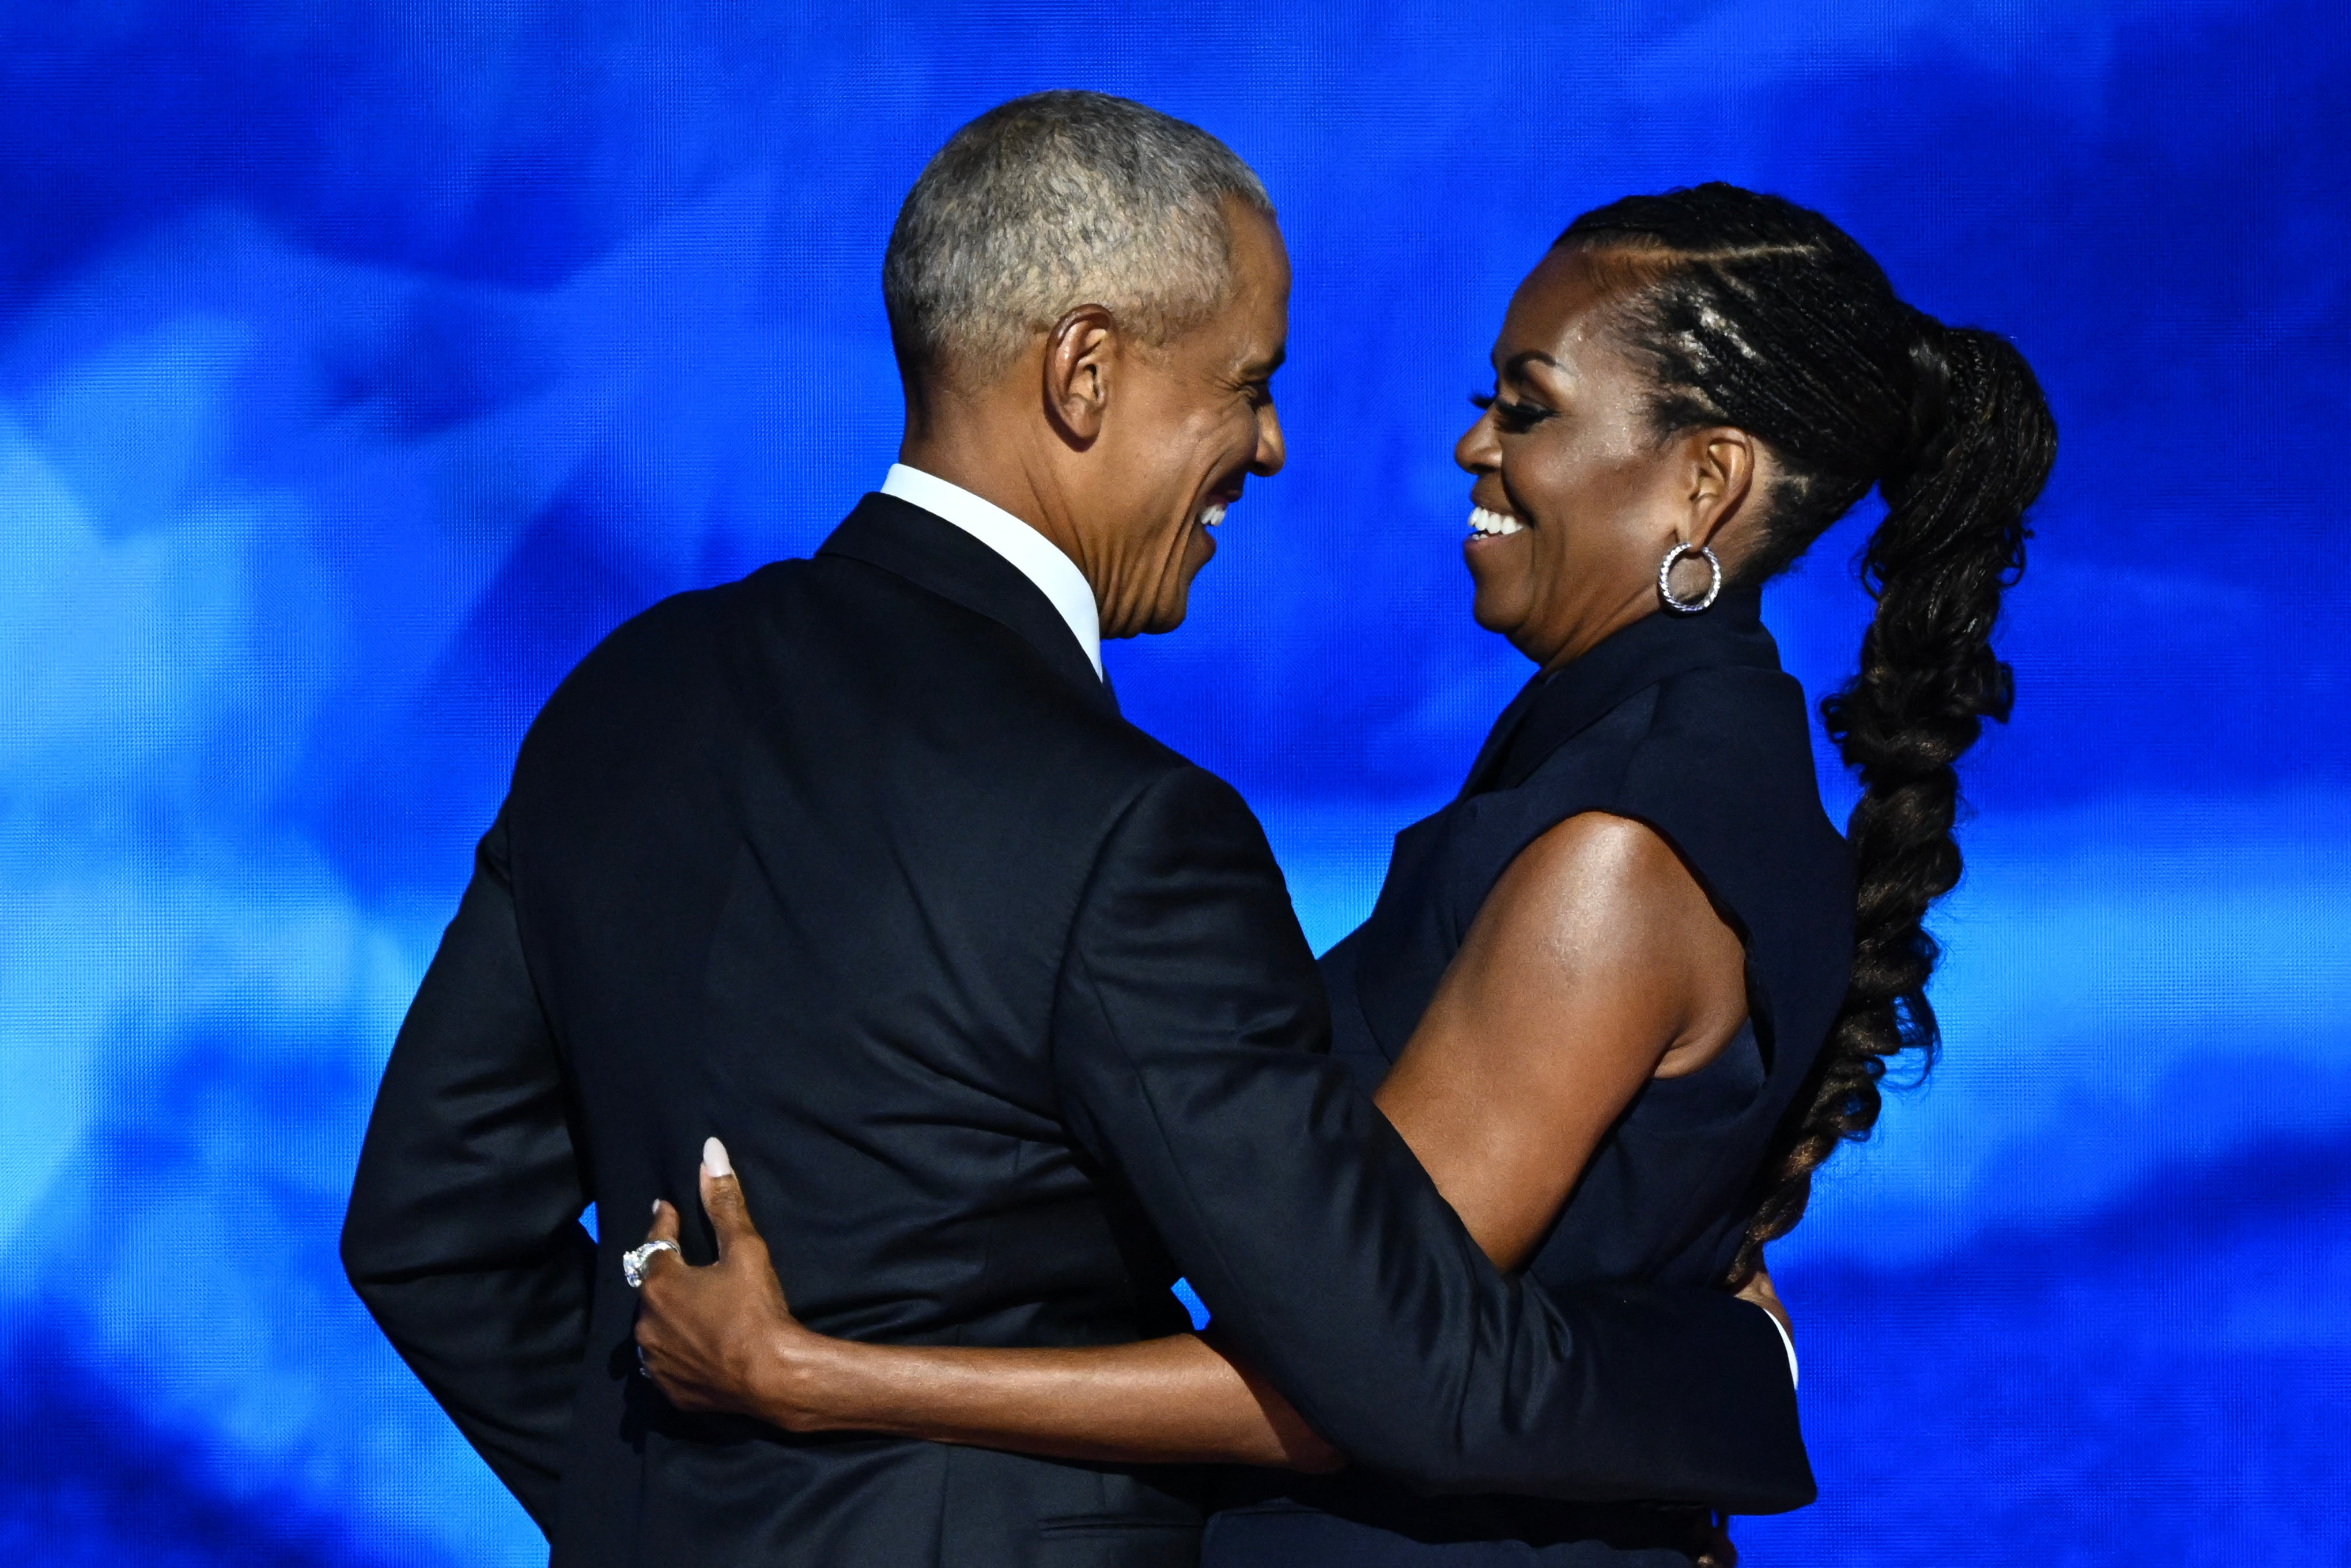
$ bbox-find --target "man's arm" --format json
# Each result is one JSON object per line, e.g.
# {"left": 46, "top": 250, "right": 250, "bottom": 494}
{"left": 1047, "top": 766, "right": 1812, "bottom": 1511}
{"left": 341, "top": 808, "right": 594, "bottom": 1536}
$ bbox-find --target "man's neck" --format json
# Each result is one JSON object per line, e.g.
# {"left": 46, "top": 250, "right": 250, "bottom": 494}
{"left": 898, "top": 442, "right": 1039, "bottom": 528}
{"left": 898, "top": 421, "right": 1095, "bottom": 593}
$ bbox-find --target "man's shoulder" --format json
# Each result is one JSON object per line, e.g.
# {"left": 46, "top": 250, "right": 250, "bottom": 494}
{"left": 545, "top": 558, "right": 793, "bottom": 684}
{"left": 786, "top": 550, "right": 1200, "bottom": 787}
{"left": 525, "top": 550, "right": 1208, "bottom": 813}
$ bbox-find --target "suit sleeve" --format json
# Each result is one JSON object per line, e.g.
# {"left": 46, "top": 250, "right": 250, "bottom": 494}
{"left": 1049, "top": 767, "right": 1814, "bottom": 1512}
{"left": 341, "top": 808, "right": 594, "bottom": 1536}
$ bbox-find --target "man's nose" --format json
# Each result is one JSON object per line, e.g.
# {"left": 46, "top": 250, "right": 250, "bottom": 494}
{"left": 1251, "top": 403, "right": 1286, "bottom": 477}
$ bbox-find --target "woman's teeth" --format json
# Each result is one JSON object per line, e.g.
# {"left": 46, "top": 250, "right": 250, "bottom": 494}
{"left": 1199, "top": 502, "right": 1227, "bottom": 528}
{"left": 1468, "top": 506, "right": 1524, "bottom": 537}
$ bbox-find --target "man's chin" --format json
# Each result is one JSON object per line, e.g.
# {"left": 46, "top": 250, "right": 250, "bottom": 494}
{"left": 1135, "top": 579, "right": 1199, "bottom": 637}
{"left": 1136, "top": 549, "right": 1215, "bottom": 635}
{"left": 1137, "top": 601, "right": 1192, "bottom": 637}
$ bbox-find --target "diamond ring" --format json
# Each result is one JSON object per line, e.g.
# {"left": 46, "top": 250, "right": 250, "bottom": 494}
{"left": 622, "top": 1238, "right": 679, "bottom": 1289}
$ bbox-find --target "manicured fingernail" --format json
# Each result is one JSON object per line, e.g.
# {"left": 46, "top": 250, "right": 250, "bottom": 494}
{"left": 702, "top": 1137, "right": 732, "bottom": 1179}
{"left": 651, "top": 1200, "right": 662, "bottom": 1215}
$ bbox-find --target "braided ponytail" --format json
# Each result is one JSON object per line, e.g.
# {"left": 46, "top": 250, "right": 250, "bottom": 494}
{"left": 1554, "top": 186, "right": 2058, "bottom": 1283}
{"left": 1732, "top": 327, "right": 2056, "bottom": 1281}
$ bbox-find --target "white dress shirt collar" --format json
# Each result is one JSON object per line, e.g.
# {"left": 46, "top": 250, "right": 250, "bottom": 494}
{"left": 880, "top": 463, "right": 1103, "bottom": 679}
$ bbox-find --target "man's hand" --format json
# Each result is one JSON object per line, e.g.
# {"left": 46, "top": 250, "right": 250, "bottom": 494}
{"left": 633, "top": 1138, "right": 823, "bottom": 1427}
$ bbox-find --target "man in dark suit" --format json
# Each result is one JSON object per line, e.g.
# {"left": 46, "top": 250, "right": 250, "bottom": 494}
{"left": 342, "top": 91, "right": 1807, "bottom": 1566}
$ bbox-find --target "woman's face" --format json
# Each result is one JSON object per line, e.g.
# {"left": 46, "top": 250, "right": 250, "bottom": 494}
{"left": 1455, "top": 248, "right": 1759, "bottom": 669}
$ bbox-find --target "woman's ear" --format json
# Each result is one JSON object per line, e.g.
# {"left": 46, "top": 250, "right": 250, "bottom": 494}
{"left": 1041, "top": 304, "right": 1116, "bottom": 447}
{"left": 1684, "top": 426, "right": 1760, "bottom": 553}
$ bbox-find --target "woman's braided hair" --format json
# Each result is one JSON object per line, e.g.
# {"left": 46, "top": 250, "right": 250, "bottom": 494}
{"left": 1555, "top": 185, "right": 2058, "bottom": 1283}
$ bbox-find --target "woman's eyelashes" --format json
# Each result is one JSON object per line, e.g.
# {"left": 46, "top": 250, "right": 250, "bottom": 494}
{"left": 1470, "top": 390, "right": 1556, "bottom": 433}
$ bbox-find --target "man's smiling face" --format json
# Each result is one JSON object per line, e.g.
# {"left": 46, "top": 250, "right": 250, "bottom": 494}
{"left": 1082, "top": 203, "right": 1290, "bottom": 638}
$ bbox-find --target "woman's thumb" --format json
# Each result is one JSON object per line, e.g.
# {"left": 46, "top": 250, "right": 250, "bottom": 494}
{"left": 700, "top": 1137, "right": 757, "bottom": 1257}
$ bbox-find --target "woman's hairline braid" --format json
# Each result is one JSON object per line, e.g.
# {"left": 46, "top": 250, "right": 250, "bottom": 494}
{"left": 1555, "top": 234, "right": 1934, "bottom": 585}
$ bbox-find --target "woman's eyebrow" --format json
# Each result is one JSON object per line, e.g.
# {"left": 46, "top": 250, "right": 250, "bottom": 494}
{"left": 1495, "top": 349, "right": 1562, "bottom": 380}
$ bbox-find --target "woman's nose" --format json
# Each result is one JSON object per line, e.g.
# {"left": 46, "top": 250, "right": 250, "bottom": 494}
{"left": 1456, "top": 414, "right": 1499, "bottom": 474}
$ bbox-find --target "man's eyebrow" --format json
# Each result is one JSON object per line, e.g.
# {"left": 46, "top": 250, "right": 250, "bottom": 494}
{"left": 1241, "top": 346, "right": 1287, "bottom": 379}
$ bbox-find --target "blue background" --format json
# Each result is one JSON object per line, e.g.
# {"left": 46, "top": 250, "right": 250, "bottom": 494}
{"left": 3, "top": 2, "right": 2346, "bottom": 1562}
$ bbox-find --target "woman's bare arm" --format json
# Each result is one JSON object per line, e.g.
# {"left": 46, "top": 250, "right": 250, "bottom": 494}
{"left": 635, "top": 1165, "right": 1339, "bottom": 1469}
{"left": 633, "top": 813, "right": 1757, "bottom": 1468}
{"left": 1375, "top": 812, "right": 1748, "bottom": 1270}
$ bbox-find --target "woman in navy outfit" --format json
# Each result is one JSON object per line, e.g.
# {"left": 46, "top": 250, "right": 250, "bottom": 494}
{"left": 632, "top": 184, "right": 2057, "bottom": 1563}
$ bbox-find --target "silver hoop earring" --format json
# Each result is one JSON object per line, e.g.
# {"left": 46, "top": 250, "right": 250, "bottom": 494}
{"left": 1657, "top": 541, "right": 1722, "bottom": 615}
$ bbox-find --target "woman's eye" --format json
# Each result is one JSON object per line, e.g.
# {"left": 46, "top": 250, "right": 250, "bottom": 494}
{"left": 1469, "top": 391, "right": 1554, "bottom": 432}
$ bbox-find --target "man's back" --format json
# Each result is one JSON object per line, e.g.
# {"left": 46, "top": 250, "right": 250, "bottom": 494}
{"left": 513, "top": 495, "right": 1230, "bottom": 1559}
{"left": 346, "top": 494, "right": 1808, "bottom": 1568}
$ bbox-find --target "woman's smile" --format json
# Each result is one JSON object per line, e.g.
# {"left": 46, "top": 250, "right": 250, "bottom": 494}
{"left": 1465, "top": 504, "right": 1526, "bottom": 544}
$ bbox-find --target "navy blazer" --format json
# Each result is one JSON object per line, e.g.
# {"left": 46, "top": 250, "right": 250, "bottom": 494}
{"left": 342, "top": 494, "right": 1811, "bottom": 1567}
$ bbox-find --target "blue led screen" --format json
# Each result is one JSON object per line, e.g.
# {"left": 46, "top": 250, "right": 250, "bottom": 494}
{"left": 2, "top": 2, "right": 2346, "bottom": 1562}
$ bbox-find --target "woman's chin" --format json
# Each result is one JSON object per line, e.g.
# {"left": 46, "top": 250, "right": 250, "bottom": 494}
{"left": 1463, "top": 533, "right": 1533, "bottom": 605}
{"left": 1464, "top": 556, "right": 1529, "bottom": 633}
{"left": 1467, "top": 590, "right": 1521, "bottom": 637}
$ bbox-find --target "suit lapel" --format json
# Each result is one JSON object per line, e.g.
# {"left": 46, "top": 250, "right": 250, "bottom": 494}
{"left": 819, "top": 493, "right": 1116, "bottom": 717}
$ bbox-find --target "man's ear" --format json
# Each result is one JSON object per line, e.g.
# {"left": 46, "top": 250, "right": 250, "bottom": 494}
{"left": 1684, "top": 426, "right": 1759, "bottom": 554}
{"left": 1042, "top": 304, "right": 1116, "bottom": 448}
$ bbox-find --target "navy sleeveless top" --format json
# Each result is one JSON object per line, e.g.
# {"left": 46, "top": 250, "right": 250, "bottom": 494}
{"left": 1204, "top": 590, "right": 1853, "bottom": 1565}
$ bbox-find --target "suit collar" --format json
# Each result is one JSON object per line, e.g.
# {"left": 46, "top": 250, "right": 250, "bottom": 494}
{"left": 879, "top": 464, "right": 1102, "bottom": 677}
{"left": 819, "top": 493, "right": 1117, "bottom": 715}
{"left": 1460, "top": 587, "right": 1781, "bottom": 797}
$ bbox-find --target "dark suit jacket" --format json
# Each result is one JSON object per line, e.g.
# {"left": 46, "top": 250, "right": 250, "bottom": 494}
{"left": 342, "top": 494, "right": 1811, "bottom": 1567}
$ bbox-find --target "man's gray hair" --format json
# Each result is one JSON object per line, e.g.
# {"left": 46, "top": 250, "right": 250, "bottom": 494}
{"left": 883, "top": 91, "right": 1274, "bottom": 388}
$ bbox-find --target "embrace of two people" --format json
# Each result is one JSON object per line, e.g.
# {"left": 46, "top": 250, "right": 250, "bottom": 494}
{"left": 342, "top": 92, "right": 2055, "bottom": 1567}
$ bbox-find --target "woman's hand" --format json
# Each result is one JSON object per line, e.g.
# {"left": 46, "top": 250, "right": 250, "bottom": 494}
{"left": 633, "top": 1138, "right": 828, "bottom": 1429}
{"left": 628, "top": 1138, "right": 1339, "bottom": 1469}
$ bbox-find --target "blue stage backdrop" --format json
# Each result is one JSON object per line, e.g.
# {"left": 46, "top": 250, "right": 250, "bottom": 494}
{"left": 3, "top": 2, "right": 2346, "bottom": 1562}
